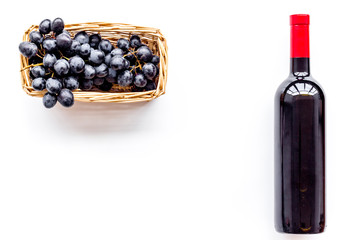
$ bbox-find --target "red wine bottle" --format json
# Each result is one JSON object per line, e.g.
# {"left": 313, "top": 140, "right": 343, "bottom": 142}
{"left": 274, "top": 14, "right": 325, "bottom": 234}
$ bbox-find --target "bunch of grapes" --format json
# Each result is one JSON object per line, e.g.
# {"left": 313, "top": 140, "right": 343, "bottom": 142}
{"left": 19, "top": 18, "right": 160, "bottom": 108}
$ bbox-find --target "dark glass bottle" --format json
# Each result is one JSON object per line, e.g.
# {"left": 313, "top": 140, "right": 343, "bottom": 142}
{"left": 274, "top": 14, "right": 325, "bottom": 234}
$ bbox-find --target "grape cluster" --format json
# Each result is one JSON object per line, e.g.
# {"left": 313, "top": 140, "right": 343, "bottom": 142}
{"left": 19, "top": 18, "right": 160, "bottom": 109}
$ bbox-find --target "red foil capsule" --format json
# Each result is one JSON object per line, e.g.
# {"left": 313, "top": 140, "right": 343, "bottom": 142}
{"left": 290, "top": 14, "right": 310, "bottom": 58}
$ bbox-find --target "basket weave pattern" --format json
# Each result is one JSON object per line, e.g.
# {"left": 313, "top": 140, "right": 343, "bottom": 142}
{"left": 20, "top": 22, "right": 168, "bottom": 103}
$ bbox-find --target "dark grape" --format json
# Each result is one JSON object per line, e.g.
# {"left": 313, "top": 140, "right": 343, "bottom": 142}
{"left": 94, "top": 63, "right": 108, "bottom": 78}
{"left": 106, "top": 68, "right": 117, "bottom": 83}
{"left": 31, "top": 66, "right": 46, "bottom": 78}
{"left": 43, "top": 53, "right": 57, "bottom": 68}
{"left": 142, "top": 63, "right": 157, "bottom": 80}
{"left": 29, "top": 31, "right": 43, "bottom": 46}
{"left": 57, "top": 89, "right": 74, "bottom": 107}
{"left": 117, "top": 38, "right": 129, "bottom": 51}
{"left": 98, "top": 80, "right": 113, "bottom": 91}
{"left": 144, "top": 81, "right": 157, "bottom": 91}
{"left": 56, "top": 33, "right": 72, "bottom": 49}
{"left": 69, "top": 40, "right": 81, "bottom": 56}
{"left": 110, "top": 48, "right": 124, "bottom": 57}
{"left": 74, "top": 31, "right": 89, "bottom": 44}
{"left": 136, "top": 46, "right": 152, "bottom": 62}
{"left": 39, "top": 19, "right": 51, "bottom": 34}
{"left": 110, "top": 56, "right": 127, "bottom": 71}
{"left": 63, "top": 76, "right": 79, "bottom": 90}
{"left": 79, "top": 78, "right": 93, "bottom": 90}
{"left": 98, "top": 39, "right": 113, "bottom": 54}
{"left": 43, "top": 92, "right": 57, "bottom": 108}
{"left": 89, "top": 49, "right": 105, "bottom": 65}
{"left": 129, "top": 35, "right": 141, "bottom": 48}
{"left": 93, "top": 77, "right": 105, "bottom": 86}
{"left": 104, "top": 53, "right": 112, "bottom": 66}
{"left": 117, "top": 70, "right": 133, "bottom": 87}
{"left": 46, "top": 78, "right": 62, "bottom": 94}
{"left": 69, "top": 56, "right": 85, "bottom": 74}
{"left": 83, "top": 64, "right": 96, "bottom": 79}
{"left": 134, "top": 73, "right": 147, "bottom": 88}
{"left": 32, "top": 77, "right": 46, "bottom": 91}
{"left": 51, "top": 18, "right": 64, "bottom": 34}
{"left": 54, "top": 59, "right": 70, "bottom": 76}
{"left": 19, "top": 42, "right": 38, "bottom": 58}
{"left": 79, "top": 43, "right": 91, "bottom": 58}
{"left": 151, "top": 55, "right": 160, "bottom": 65}
{"left": 42, "top": 39, "right": 57, "bottom": 52}
{"left": 89, "top": 34, "right": 101, "bottom": 48}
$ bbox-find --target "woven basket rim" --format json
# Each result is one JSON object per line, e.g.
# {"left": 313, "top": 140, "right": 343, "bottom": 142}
{"left": 20, "top": 22, "right": 168, "bottom": 103}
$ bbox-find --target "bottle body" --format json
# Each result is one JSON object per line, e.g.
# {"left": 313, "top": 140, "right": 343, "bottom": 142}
{"left": 274, "top": 58, "right": 325, "bottom": 233}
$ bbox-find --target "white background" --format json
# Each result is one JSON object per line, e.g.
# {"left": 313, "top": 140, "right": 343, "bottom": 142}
{"left": 0, "top": 0, "right": 358, "bottom": 239}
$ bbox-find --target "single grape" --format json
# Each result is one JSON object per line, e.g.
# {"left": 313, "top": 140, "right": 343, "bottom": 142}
{"left": 31, "top": 66, "right": 46, "bottom": 78}
{"left": 54, "top": 59, "right": 70, "bottom": 76}
{"left": 110, "top": 56, "right": 127, "bottom": 71}
{"left": 43, "top": 92, "right": 57, "bottom": 108}
{"left": 110, "top": 48, "right": 125, "bottom": 57}
{"left": 79, "top": 78, "right": 93, "bottom": 90}
{"left": 134, "top": 73, "right": 147, "bottom": 88}
{"left": 98, "top": 39, "right": 113, "bottom": 54}
{"left": 151, "top": 55, "right": 160, "bottom": 65}
{"left": 106, "top": 68, "right": 117, "bottom": 83}
{"left": 136, "top": 46, "right": 153, "bottom": 62}
{"left": 46, "top": 78, "right": 62, "bottom": 94}
{"left": 79, "top": 43, "right": 91, "bottom": 58}
{"left": 57, "top": 89, "right": 74, "bottom": 107}
{"left": 56, "top": 33, "right": 72, "bottom": 50}
{"left": 117, "top": 38, "right": 130, "bottom": 51}
{"left": 19, "top": 42, "right": 38, "bottom": 58}
{"left": 144, "top": 81, "right": 156, "bottom": 91}
{"left": 51, "top": 18, "right": 64, "bottom": 34}
{"left": 63, "top": 76, "right": 79, "bottom": 90}
{"left": 69, "top": 56, "right": 85, "bottom": 74}
{"left": 43, "top": 53, "right": 57, "bottom": 68}
{"left": 74, "top": 31, "right": 89, "bottom": 44}
{"left": 83, "top": 64, "right": 96, "bottom": 79}
{"left": 68, "top": 40, "right": 81, "bottom": 56}
{"left": 32, "top": 77, "right": 46, "bottom": 91}
{"left": 93, "top": 77, "right": 105, "bottom": 86}
{"left": 94, "top": 63, "right": 108, "bottom": 78}
{"left": 104, "top": 53, "right": 112, "bottom": 66}
{"left": 39, "top": 19, "right": 51, "bottom": 34}
{"left": 129, "top": 35, "right": 141, "bottom": 48}
{"left": 89, "top": 49, "right": 105, "bottom": 65}
{"left": 29, "top": 31, "right": 43, "bottom": 46}
{"left": 142, "top": 63, "right": 157, "bottom": 80}
{"left": 117, "top": 70, "right": 133, "bottom": 87}
{"left": 42, "top": 39, "right": 57, "bottom": 52}
{"left": 98, "top": 80, "right": 113, "bottom": 91}
{"left": 89, "top": 34, "right": 101, "bottom": 48}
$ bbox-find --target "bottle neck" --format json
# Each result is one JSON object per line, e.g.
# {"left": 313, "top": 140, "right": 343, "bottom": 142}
{"left": 290, "top": 23, "right": 310, "bottom": 77}
{"left": 290, "top": 57, "right": 310, "bottom": 77}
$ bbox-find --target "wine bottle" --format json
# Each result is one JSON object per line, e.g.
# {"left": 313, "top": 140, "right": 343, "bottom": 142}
{"left": 274, "top": 14, "right": 325, "bottom": 234}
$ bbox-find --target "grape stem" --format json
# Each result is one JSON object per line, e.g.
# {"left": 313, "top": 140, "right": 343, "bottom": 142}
{"left": 21, "top": 63, "right": 44, "bottom": 71}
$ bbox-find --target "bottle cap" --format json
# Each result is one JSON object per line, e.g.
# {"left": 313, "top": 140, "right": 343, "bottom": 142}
{"left": 290, "top": 14, "right": 310, "bottom": 25}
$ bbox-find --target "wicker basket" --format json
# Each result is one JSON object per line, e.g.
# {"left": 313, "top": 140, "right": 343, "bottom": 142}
{"left": 20, "top": 22, "right": 168, "bottom": 103}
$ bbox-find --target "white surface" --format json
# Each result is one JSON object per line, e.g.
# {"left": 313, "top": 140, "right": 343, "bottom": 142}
{"left": 0, "top": 0, "right": 358, "bottom": 239}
